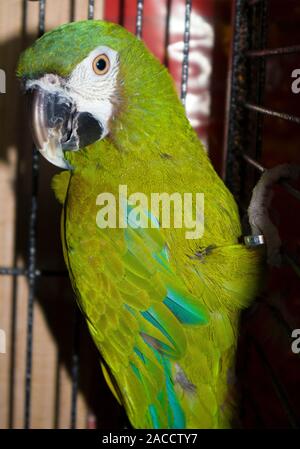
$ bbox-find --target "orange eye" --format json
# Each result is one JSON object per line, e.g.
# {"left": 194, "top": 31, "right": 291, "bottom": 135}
{"left": 92, "top": 54, "right": 110, "bottom": 75}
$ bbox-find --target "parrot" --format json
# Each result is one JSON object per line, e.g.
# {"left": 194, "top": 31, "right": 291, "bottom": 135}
{"left": 17, "top": 20, "right": 264, "bottom": 429}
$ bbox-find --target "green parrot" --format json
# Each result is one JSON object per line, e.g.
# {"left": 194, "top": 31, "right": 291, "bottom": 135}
{"left": 17, "top": 20, "right": 263, "bottom": 429}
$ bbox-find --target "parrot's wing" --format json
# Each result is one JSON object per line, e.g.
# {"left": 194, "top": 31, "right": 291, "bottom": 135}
{"left": 67, "top": 198, "right": 262, "bottom": 429}
{"left": 84, "top": 201, "right": 209, "bottom": 429}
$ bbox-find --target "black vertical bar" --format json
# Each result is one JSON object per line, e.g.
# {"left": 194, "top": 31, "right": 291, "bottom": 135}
{"left": 8, "top": 272, "right": 19, "bottom": 428}
{"left": 24, "top": 154, "right": 39, "bottom": 429}
{"left": 135, "top": 0, "right": 144, "bottom": 39}
{"left": 8, "top": 279, "right": 19, "bottom": 427}
{"left": 70, "top": 0, "right": 75, "bottom": 22}
{"left": 70, "top": 309, "right": 80, "bottom": 429}
{"left": 251, "top": 0, "right": 268, "bottom": 161}
{"left": 239, "top": 1, "right": 268, "bottom": 203}
{"left": 53, "top": 352, "right": 61, "bottom": 429}
{"left": 224, "top": 0, "right": 268, "bottom": 198}
{"left": 118, "top": 0, "right": 125, "bottom": 26}
{"left": 180, "top": 0, "right": 192, "bottom": 106}
{"left": 38, "top": 0, "right": 45, "bottom": 37}
{"left": 24, "top": 0, "right": 45, "bottom": 430}
{"left": 163, "top": 0, "right": 172, "bottom": 67}
{"left": 224, "top": 0, "right": 249, "bottom": 196}
{"left": 88, "top": 0, "right": 95, "bottom": 20}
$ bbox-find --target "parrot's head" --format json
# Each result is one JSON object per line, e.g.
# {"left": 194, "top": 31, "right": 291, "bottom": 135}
{"left": 17, "top": 20, "right": 185, "bottom": 169}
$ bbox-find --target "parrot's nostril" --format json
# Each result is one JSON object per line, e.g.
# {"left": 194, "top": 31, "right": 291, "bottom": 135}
{"left": 47, "top": 74, "right": 58, "bottom": 84}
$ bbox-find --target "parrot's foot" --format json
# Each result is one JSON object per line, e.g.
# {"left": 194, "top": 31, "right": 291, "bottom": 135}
{"left": 247, "top": 164, "right": 300, "bottom": 267}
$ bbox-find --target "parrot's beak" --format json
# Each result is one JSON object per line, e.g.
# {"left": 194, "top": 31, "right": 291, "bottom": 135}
{"left": 27, "top": 77, "right": 103, "bottom": 169}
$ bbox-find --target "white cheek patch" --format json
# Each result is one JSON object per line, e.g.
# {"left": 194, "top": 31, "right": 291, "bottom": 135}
{"left": 26, "top": 74, "right": 68, "bottom": 96}
{"left": 67, "top": 46, "right": 119, "bottom": 138}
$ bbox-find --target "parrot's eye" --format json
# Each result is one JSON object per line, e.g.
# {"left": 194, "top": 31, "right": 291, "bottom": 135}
{"left": 92, "top": 54, "right": 110, "bottom": 75}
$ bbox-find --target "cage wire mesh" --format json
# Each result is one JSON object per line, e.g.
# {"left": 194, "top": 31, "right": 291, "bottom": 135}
{"left": 1, "top": 0, "right": 300, "bottom": 429}
{"left": 226, "top": 0, "right": 300, "bottom": 266}
{"left": 226, "top": 0, "right": 300, "bottom": 427}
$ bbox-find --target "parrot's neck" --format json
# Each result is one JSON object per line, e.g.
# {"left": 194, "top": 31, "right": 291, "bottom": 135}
{"left": 66, "top": 101, "right": 209, "bottom": 170}
{"left": 113, "top": 95, "right": 208, "bottom": 163}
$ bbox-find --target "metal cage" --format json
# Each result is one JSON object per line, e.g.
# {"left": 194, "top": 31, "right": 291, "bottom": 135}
{"left": 226, "top": 0, "right": 300, "bottom": 428}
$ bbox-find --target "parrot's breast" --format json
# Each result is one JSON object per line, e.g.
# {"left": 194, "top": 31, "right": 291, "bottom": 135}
{"left": 57, "top": 153, "right": 263, "bottom": 429}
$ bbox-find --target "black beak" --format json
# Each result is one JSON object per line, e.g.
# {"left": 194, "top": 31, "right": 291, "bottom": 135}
{"left": 28, "top": 84, "right": 103, "bottom": 169}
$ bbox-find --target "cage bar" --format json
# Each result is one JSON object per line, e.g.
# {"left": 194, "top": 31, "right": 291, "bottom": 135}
{"left": 243, "top": 154, "right": 264, "bottom": 172}
{"left": 0, "top": 267, "right": 68, "bottom": 276}
{"left": 88, "top": 0, "right": 95, "bottom": 20}
{"left": 245, "top": 103, "right": 300, "bottom": 124}
{"left": 224, "top": 0, "right": 249, "bottom": 196}
{"left": 0, "top": 267, "right": 26, "bottom": 276}
{"left": 249, "top": 0, "right": 268, "bottom": 178}
{"left": 247, "top": 44, "right": 300, "bottom": 57}
{"left": 180, "top": 0, "right": 192, "bottom": 106}
{"left": 38, "top": 0, "right": 46, "bottom": 37}
{"left": 135, "top": 0, "right": 144, "bottom": 39}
